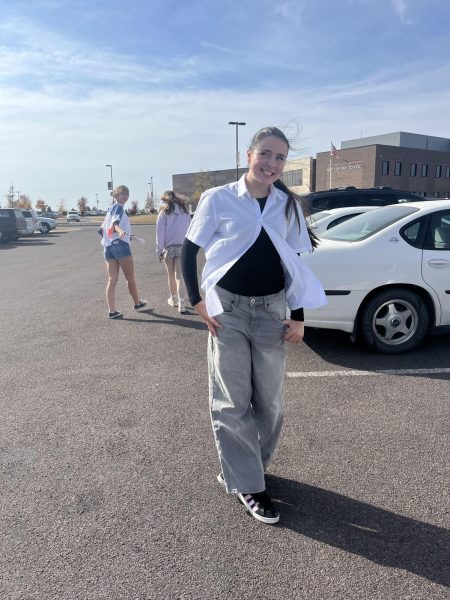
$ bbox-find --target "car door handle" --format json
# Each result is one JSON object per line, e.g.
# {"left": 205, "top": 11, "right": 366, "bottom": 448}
{"left": 427, "top": 259, "right": 450, "bottom": 268}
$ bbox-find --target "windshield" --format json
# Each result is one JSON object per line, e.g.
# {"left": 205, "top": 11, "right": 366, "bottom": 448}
{"left": 306, "top": 210, "right": 331, "bottom": 224}
{"left": 320, "top": 205, "right": 419, "bottom": 241}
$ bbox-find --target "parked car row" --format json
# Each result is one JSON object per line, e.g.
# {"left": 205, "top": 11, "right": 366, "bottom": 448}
{"left": 0, "top": 208, "right": 58, "bottom": 242}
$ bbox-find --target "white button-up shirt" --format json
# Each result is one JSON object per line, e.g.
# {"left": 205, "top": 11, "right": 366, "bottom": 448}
{"left": 186, "top": 176, "right": 327, "bottom": 317}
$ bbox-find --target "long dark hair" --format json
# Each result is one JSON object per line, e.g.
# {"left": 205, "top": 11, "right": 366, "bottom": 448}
{"left": 248, "top": 127, "right": 318, "bottom": 248}
{"left": 160, "top": 190, "right": 189, "bottom": 215}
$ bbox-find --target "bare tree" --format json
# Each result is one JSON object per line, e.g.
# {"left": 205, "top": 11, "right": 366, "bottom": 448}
{"left": 129, "top": 200, "right": 138, "bottom": 215}
{"left": 57, "top": 199, "right": 66, "bottom": 215}
{"left": 16, "top": 194, "right": 32, "bottom": 209}
{"left": 77, "top": 196, "right": 88, "bottom": 214}
{"left": 192, "top": 170, "right": 211, "bottom": 205}
{"left": 145, "top": 192, "right": 155, "bottom": 213}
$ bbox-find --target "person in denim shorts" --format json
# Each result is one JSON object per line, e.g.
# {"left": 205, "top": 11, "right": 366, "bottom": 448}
{"left": 181, "top": 127, "right": 326, "bottom": 524}
{"left": 100, "top": 185, "right": 147, "bottom": 319}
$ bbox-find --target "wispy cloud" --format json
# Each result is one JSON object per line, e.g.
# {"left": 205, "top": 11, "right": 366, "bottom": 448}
{"left": 390, "top": 0, "right": 412, "bottom": 23}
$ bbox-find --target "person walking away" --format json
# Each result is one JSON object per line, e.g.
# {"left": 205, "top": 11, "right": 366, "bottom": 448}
{"left": 101, "top": 185, "right": 147, "bottom": 319}
{"left": 181, "top": 126, "right": 326, "bottom": 524}
{"left": 156, "top": 191, "right": 191, "bottom": 314}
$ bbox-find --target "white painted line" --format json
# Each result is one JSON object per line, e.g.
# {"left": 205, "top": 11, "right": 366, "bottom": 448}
{"left": 286, "top": 368, "right": 450, "bottom": 378}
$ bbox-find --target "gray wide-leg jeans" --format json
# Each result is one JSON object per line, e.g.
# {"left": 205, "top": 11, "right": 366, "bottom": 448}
{"left": 208, "top": 286, "right": 287, "bottom": 494}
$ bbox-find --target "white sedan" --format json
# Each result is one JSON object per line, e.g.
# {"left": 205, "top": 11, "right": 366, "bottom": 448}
{"left": 303, "top": 200, "right": 450, "bottom": 353}
{"left": 306, "top": 206, "right": 379, "bottom": 236}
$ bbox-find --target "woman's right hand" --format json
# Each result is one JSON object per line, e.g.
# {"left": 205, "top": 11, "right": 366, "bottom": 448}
{"left": 194, "top": 300, "right": 223, "bottom": 336}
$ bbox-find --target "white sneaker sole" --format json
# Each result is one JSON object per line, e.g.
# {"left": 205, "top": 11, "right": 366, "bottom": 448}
{"left": 217, "top": 473, "right": 225, "bottom": 486}
{"left": 237, "top": 492, "right": 280, "bottom": 524}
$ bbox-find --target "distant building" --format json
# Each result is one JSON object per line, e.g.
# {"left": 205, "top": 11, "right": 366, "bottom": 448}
{"left": 172, "top": 156, "right": 315, "bottom": 206}
{"left": 173, "top": 132, "right": 450, "bottom": 202}
{"left": 316, "top": 132, "right": 450, "bottom": 198}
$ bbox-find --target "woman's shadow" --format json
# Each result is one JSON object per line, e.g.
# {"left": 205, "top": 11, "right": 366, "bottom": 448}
{"left": 266, "top": 475, "right": 449, "bottom": 588}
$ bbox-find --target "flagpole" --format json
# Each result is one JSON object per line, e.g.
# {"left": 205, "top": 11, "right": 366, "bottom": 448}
{"left": 329, "top": 142, "right": 332, "bottom": 189}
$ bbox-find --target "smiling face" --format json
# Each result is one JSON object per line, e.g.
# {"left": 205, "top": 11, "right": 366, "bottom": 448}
{"left": 245, "top": 135, "right": 288, "bottom": 197}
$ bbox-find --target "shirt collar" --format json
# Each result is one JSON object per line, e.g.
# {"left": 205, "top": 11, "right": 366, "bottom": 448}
{"left": 236, "top": 174, "right": 282, "bottom": 201}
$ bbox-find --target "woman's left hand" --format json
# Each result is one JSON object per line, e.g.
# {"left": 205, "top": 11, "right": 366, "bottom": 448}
{"left": 282, "top": 319, "right": 305, "bottom": 344}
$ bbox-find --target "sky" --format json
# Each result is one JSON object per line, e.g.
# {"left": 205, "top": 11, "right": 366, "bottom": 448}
{"left": 1, "top": 0, "right": 449, "bottom": 210}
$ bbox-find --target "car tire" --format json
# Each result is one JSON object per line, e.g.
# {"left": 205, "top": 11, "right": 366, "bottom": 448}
{"left": 360, "top": 288, "right": 430, "bottom": 354}
{"left": 40, "top": 223, "right": 50, "bottom": 234}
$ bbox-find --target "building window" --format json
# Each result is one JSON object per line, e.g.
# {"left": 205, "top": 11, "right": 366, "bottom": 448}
{"left": 435, "top": 165, "right": 442, "bottom": 178}
{"left": 434, "top": 192, "right": 440, "bottom": 198}
{"left": 281, "top": 169, "right": 303, "bottom": 187}
{"left": 420, "top": 192, "right": 426, "bottom": 197}
{"left": 445, "top": 166, "right": 450, "bottom": 178}
{"left": 394, "top": 162, "right": 402, "bottom": 176}
{"left": 382, "top": 161, "right": 389, "bottom": 175}
{"left": 410, "top": 163, "right": 417, "bottom": 177}
{"left": 421, "top": 164, "right": 428, "bottom": 177}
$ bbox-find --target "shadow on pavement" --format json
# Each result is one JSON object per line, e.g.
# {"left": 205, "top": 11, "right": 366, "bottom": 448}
{"left": 302, "top": 328, "right": 450, "bottom": 380}
{"left": 121, "top": 308, "right": 206, "bottom": 331}
{"left": 267, "top": 475, "right": 449, "bottom": 588}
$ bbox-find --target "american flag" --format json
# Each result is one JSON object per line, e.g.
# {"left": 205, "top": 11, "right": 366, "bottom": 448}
{"left": 330, "top": 143, "right": 339, "bottom": 158}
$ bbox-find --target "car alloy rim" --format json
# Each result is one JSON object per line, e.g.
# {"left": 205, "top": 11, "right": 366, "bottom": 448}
{"left": 372, "top": 298, "right": 418, "bottom": 346}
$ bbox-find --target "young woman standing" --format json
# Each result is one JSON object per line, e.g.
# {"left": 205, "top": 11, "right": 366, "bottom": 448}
{"left": 101, "top": 185, "right": 147, "bottom": 319}
{"left": 181, "top": 127, "right": 326, "bottom": 524}
{"left": 156, "top": 191, "right": 191, "bottom": 314}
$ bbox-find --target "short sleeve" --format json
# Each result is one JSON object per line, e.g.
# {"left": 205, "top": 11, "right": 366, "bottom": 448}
{"left": 110, "top": 203, "right": 124, "bottom": 225}
{"left": 186, "top": 190, "right": 219, "bottom": 248}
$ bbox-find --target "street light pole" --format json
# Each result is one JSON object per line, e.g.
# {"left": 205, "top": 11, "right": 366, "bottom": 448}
{"left": 105, "top": 164, "right": 113, "bottom": 196}
{"left": 95, "top": 193, "right": 99, "bottom": 212}
{"left": 150, "top": 177, "right": 153, "bottom": 199}
{"left": 228, "top": 121, "right": 246, "bottom": 181}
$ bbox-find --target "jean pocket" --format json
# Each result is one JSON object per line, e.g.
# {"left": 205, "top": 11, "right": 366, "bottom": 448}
{"left": 266, "top": 300, "right": 286, "bottom": 322}
{"left": 221, "top": 298, "right": 235, "bottom": 314}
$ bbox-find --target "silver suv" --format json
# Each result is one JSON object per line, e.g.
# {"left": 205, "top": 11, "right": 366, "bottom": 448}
{"left": 20, "top": 209, "right": 41, "bottom": 235}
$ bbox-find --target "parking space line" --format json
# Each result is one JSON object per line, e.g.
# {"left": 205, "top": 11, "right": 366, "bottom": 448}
{"left": 286, "top": 368, "right": 450, "bottom": 378}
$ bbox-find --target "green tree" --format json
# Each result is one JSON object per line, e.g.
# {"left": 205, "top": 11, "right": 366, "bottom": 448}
{"left": 4, "top": 185, "right": 16, "bottom": 207}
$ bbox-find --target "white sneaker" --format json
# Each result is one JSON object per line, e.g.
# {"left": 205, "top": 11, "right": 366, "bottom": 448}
{"left": 167, "top": 296, "right": 178, "bottom": 307}
{"left": 178, "top": 299, "right": 187, "bottom": 314}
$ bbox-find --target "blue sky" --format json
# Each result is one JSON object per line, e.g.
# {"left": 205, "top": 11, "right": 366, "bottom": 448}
{"left": 1, "top": 0, "right": 449, "bottom": 210}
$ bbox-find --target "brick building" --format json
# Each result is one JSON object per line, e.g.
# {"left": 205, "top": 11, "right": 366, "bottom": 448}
{"left": 316, "top": 132, "right": 450, "bottom": 198}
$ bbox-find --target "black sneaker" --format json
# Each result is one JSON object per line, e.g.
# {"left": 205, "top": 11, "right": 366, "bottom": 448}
{"left": 237, "top": 490, "right": 279, "bottom": 524}
{"left": 134, "top": 300, "right": 148, "bottom": 311}
{"left": 108, "top": 310, "right": 123, "bottom": 319}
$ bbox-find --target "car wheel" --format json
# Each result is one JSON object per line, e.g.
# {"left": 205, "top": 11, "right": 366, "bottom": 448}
{"left": 40, "top": 223, "right": 50, "bottom": 234}
{"left": 360, "top": 288, "right": 430, "bottom": 353}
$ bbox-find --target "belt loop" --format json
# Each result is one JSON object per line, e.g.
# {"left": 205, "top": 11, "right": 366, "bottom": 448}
{"left": 234, "top": 293, "right": 240, "bottom": 306}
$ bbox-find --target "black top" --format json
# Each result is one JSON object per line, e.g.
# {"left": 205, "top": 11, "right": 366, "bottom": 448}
{"left": 180, "top": 197, "right": 304, "bottom": 321}
{"left": 217, "top": 197, "right": 285, "bottom": 297}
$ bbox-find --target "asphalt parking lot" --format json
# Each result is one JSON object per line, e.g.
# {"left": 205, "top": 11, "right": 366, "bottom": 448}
{"left": 1, "top": 221, "right": 449, "bottom": 600}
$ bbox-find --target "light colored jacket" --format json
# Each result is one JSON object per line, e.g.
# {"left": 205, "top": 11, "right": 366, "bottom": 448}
{"left": 156, "top": 206, "right": 191, "bottom": 255}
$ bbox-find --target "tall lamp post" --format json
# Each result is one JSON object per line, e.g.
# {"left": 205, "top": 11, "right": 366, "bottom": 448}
{"left": 105, "top": 164, "right": 113, "bottom": 196}
{"left": 95, "top": 193, "right": 99, "bottom": 213}
{"left": 228, "top": 121, "right": 246, "bottom": 181}
{"left": 148, "top": 177, "right": 153, "bottom": 199}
